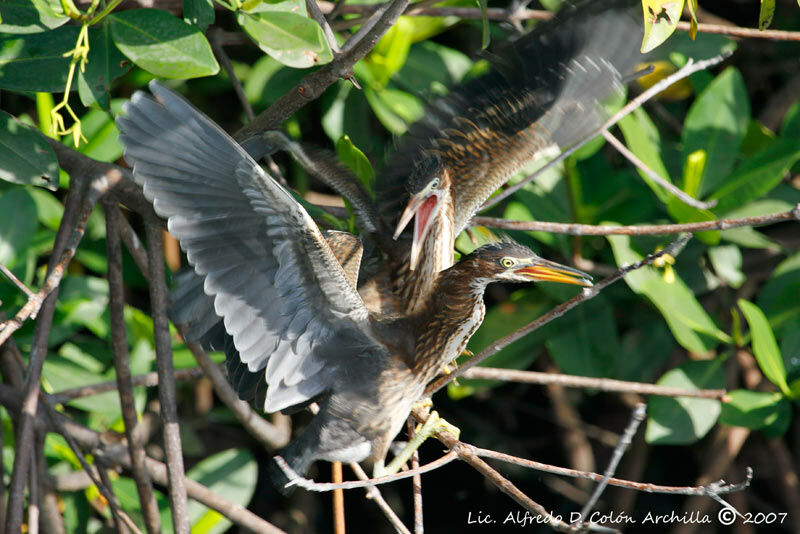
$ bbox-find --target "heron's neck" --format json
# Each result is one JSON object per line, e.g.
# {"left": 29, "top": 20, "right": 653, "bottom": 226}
{"left": 400, "top": 192, "right": 455, "bottom": 314}
{"left": 410, "top": 257, "right": 489, "bottom": 381}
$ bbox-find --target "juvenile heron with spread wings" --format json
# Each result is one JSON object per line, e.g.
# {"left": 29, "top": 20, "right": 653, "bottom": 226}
{"left": 117, "top": 82, "right": 592, "bottom": 485}
{"left": 245, "top": 0, "right": 645, "bottom": 315}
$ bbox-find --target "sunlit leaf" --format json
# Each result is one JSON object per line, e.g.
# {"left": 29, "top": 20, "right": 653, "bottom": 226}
{"left": 758, "top": 0, "right": 775, "bottom": 30}
{"left": 0, "top": 111, "right": 58, "bottom": 189}
{"left": 720, "top": 389, "right": 785, "bottom": 429}
{"left": 738, "top": 299, "right": 791, "bottom": 395}
{"left": 110, "top": 9, "right": 219, "bottom": 78}
{"left": 187, "top": 449, "right": 258, "bottom": 534}
{"left": 646, "top": 359, "right": 724, "bottom": 444}
{"left": 640, "top": 0, "right": 683, "bottom": 53}
{"left": 237, "top": 10, "right": 332, "bottom": 69}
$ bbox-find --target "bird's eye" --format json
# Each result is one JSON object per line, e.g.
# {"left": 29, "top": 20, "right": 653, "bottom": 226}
{"left": 429, "top": 177, "right": 440, "bottom": 189}
{"left": 501, "top": 257, "right": 515, "bottom": 268}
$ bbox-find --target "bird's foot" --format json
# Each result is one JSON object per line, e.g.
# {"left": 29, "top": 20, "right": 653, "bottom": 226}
{"left": 372, "top": 411, "right": 460, "bottom": 478}
{"left": 412, "top": 397, "right": 433, "bottom": 411}
{"left": 442, "top": 349, "right": 472, "bottom": 376}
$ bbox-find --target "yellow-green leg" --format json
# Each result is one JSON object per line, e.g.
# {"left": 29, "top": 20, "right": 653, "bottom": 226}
{"left": 373, "top": 409, "right": 460, "bottom": 478}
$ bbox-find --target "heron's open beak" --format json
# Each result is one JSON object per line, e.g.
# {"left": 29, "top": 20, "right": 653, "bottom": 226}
{"left": 393, "top": 192, "right": 440, "bottom": 271}
{"left": 514, "top": 258, "right": 593, "bottom": 287}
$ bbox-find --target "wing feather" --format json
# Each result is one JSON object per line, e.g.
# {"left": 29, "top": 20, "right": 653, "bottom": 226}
{"left": 117, "top": 81, "right": 372, "bottom": 412}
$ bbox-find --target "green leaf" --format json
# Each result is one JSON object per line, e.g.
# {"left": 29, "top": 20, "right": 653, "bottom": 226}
{"left": 110, "top": 9, "right": 219, "bottom": 79}
{"left": 364, "top": 86, "right": 424, "bottom": 135}
{"left": 738, "top": 299, "right": 791, "bottom": 395}
{"left": 0, "top": 0, "right": 68, "bottom": 34}
{"left": 335, "top": 135, "right": 375, "bottom": 191}
{"left": 720, "top": 389, "right": 784, "bottom": 429}
{"left": 640, "top": 0, "right": 683, "bottom": 53}
{"left": 369, "top": 16, "right": 414, "bottom": 86}
{"left": 781, "top": 100, "right": 800, "bottom": 138}
{"left": 646, "top": 359, "right": 724, "bottom": 445}
{"left": 0, "top": 188, "right": 38, "bottom": 268}
{"left": 545, "top": 296, "right": 619, "bottom": 378}
{"left": 476, "top": 0, "right": 489, "bottom": 49}
{"left": 78, "top": 23, "right": 130, "bottom": 110}
{"left": 617, "top": 109, "right": 671, "bottom": 204}
{"left": 708, "top": 245, "right": 745, "bottom": 289}
{"left": 682, "top": 67, "right": 749, "bottom": 197}
{"left": 758, "top": 0, "right": 775, "bottom": 30}
{"left": 758, "top": 252, "right": 800, "bottom": 333}
{"left": 761, "top": 395, "right": 792, "bottom": 438}
{"left": 607, "top": 234, "right": 731, "bottom": 353}
{"left": 0, "top": 111, "right": 58, "bottom": 189}
{"left": 237, "top": 11, "right": 332, "bottom": 69}
{"left": 184, "top": 0, "right": 215, "bottom": 31}
{"left": 393, "top": 41, "right": 472, "bottom": 97}
{"left": 0, "top": 25, "right": 79, "bottom": 92}
{"left": 709, "top": 139, "right": 800, "bottom": 216}
{"left": 187, "top": 449, "right": 258, "bottom": 534}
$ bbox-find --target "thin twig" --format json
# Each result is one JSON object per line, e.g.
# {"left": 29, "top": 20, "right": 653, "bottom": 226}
{"left": 427, "top": 234, "right": 693, "bottom": 396}
{"left": 407, "top": 419, "right": 423, "bottom": 534}
{"left": 471, "top": 446, "right": 752, "bottom": 496}
{"left": 4, "top": 174, "right": 92, "bottom": 534}
{"left": 307, "top": 0, "right": 342, "bottom": 54}
{"left": 321, "top": 2, "right": 800, "bottom": 41}
{"left": 601, "top": 130, "right": 715, "bottom": 210}
{"left": 574, "top": 403, "right": 646, "bottom": 526}
{"left": 348, "top": 462, "right": 412, "bottom": 534}
{"left": 116, "top": 206, "right": 150, "bottom": 282}
{"left": 105, "top": 201, "right": 161, "bottom": 534}
{"left": 49, "top": 368, "right": 205, "bottom": 404}
{"left": 471, "top": 204, "right": 800, "bottom": 235}
{"left": 0, "top": 263, "right": 35, "bottom": 299}
{"left": 275, "top": 452, "right": 459, "bottom": 491}
{"left": 460, "top": 367, "right": 727, "bottom": 399}
{"left": 28, "top": 439, "right": 39, "bottom": 534}
{"left": 187, "top": 343, "right": 290, "bottom": 449}
{"left": 482, "top": 54, "right": 731, "bottom": 211}
{"left": 332, "top": 462, "right": 346, "bottom": 534}
{"left": 41, "top": 398, "right": 142, "bottom": 534}
{"left": 210, "top": 28, "right": 255, "bottom": 123}
{"left": 145, "top": 220, "right": 190, "bottom": 533}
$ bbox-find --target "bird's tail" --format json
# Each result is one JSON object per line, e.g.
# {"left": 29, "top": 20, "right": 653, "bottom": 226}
{"left": 508, "top": 0, "right": 645, "bottom": 151}
{"left": 269, "top": 431, "right": 319, "bottom": 496}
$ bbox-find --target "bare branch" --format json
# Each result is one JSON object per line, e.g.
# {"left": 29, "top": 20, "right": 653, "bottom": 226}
{"left": 427, "top": 234, "right": 693, "bottom": 396}
{"left": 210, "top": 28, "right": 255, "bottom": 123}
{"left": 187, "top": 342, "right": 291, "bottom": 449}
{"left": 5, "top": 173, "right": 93, "bottom": 534}
{"left": 145, "top": 220, "right": 190, "bottom": 533}
{"left": 601, "top": 130, "right": 715, "bottom": 210}
{"left": 307, "top": 0, "right": 342, "bottom": 54}
{"left": 49, "top": 368, "right": 205, "bottom": 404}
{"left": 0, "top": 263, "right": 35, "bottom": 300}
{"left": 471, "top": 446, "right": 752, "bottom": 496}
{"left": 106, "top": 201, "right": 161, "bottom": 534}
{"left": 471, "top": 204, "right": 800, "bottom": 236}
{"left": 574, "top": 403, "right": 646, "bottom": 526}
{"left": 348, "top": 462, "right": 412, "bottom": 534}
{"left": 460, "top": 367, "right": 727, "bottom": 399}
{"left": 320, "top": 2, "right": 800, "bottom": 41}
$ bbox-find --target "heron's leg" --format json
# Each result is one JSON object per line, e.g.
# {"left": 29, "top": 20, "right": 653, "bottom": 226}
{"left": 373, "top": 411, "right": 460, "bottom": 478}
{"left": 442, "top": 349, "right": 473, "bottom": 375}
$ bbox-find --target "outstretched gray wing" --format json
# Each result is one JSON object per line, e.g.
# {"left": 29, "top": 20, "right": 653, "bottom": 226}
{"left": 117, "top": 81, "right": 370, "bottom": 413}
